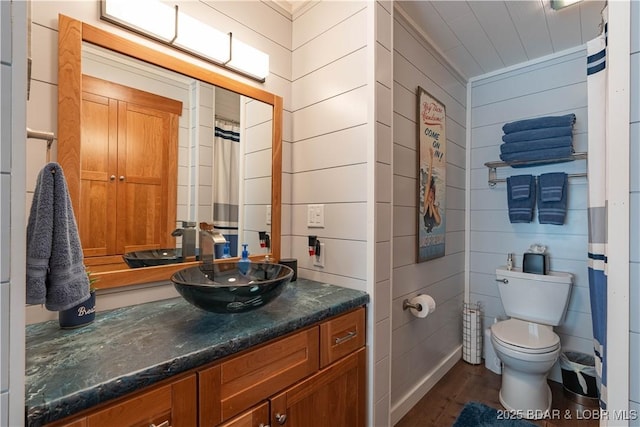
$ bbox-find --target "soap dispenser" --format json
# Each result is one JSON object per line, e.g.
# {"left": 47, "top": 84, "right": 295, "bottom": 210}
{"left": 221, "top": 242, "right": 231, "bottom": 259}
{"left": 238, "top": 243, "right": 251, "bottom": 275}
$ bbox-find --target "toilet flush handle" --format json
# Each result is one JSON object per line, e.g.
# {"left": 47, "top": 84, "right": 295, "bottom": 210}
{"left": 495, "top": 278, "right": 508, "bottom": 284}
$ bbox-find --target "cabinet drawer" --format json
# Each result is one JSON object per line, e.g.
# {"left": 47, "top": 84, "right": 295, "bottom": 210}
{"left": 85, "top": 374, "right": 196, "bottom": 427}
{"left": 46, "top": 375, "right": 196, "bottom": 427}
{"left": 320, "top": 308, "right": 365, "bottom": 368}
{"left": 199, "top": 327, "right": 319, "bottom": 424}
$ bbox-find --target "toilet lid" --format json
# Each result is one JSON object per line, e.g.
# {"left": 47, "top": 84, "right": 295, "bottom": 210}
{"left": 491, "top": 319, "right": 560, "bottom": 354}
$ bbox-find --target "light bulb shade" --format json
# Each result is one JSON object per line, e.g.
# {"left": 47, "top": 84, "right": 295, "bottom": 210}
{"left": 102, "top": 0, "right": 176, "bottom": 42}
{"left": 227, "top": 38, "right": 269, "bottom": 81}
{"left": 174, "top": 12, "right": 230, "bottom": 64}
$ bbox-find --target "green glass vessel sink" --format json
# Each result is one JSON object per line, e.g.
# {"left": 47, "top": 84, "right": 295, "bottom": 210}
{"left": 171, "top": 262, "right": 293, "bottom": 313}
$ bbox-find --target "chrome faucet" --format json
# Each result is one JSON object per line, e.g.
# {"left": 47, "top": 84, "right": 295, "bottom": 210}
{"left": 172, "top": 221, "right": 197, "bottom": 260}
{"left": 199, "top": 222, "right": 227, "bottom": 266}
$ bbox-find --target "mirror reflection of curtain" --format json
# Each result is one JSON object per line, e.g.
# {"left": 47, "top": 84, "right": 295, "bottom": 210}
{"left": 213, "top": 119, "right": 240, "bottom": 256}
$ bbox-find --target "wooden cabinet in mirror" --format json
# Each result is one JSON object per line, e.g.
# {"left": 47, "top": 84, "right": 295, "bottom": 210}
{"left": 57, "top": 14, "right": 282, "bottom": 289}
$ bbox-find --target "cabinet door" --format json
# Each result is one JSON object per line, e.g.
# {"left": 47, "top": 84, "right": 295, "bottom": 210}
{"left": 79, "top": 90, "right": 118, "bottom": 258}
{"left": 116, "top": 101, "right": 177, "bottom": 254}
{"left": 269, "top": 347, "right": 366, "bottom": 427}
{"left": 219, "top": 402, "right": 269, "bottom": 427}
{"left": 66, "top": 74, "right": 180, "bottom": 264}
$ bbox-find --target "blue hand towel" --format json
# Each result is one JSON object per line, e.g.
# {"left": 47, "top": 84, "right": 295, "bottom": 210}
{"left": 499, "top": 146, "right": 574, "bottom": 167}
{"left": 506, "top": 175, "right": 535, "bottom": 223}
{"left": 502, "top": 113, "right": 576, "bottom": 134}
{"left": 499, "top": 136, "right": 573, "bottom": 155}
{"left": 538, "top": 172, "right": 568, "bottom": 225}
{"left": 539, "top": 172, "right": 566, "bottom": 202}
{"left": 502, "top": 126, "right": 573, "bottom": 143}
{"left": 26, "top": 163, "right": 90, "bottom": 311}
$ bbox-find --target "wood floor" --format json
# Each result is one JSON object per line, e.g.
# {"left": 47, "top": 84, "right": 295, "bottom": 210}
{"left": 396, "top": 360, "right": 600, "bottom": 427}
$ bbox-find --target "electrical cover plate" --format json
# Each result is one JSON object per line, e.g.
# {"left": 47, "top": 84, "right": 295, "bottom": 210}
{"left": 307, "top": 204, "right": 324, "bottom": 228}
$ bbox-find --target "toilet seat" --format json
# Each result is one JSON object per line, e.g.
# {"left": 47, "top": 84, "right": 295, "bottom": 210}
{"left": 491, "top": 319, "right": 560, "bottom": 354}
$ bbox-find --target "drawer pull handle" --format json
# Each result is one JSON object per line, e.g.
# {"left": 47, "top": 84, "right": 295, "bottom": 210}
{"left": 150, "top": 422, "right": 170, "bottom": 427}
{"left": 495, "top": 278, "right": 508, "bottom": 284}
{"left": 275, "top": 412, "right": 287, "bottom": 425}
{"left": 334, "top": 330, "right": 357, "bottom": 345}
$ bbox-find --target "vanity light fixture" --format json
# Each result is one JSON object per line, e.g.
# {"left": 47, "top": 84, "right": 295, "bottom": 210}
{"left": 227, "top": 36, "right": 270, "bottom": 83}
{"left": 172, "top": 10, "right": 230, "bottom": 65}
{"left": 101, "top": 0, "right": 176, "bottom": 42}
{"left": 550, "top": 0, "right": 582, "bottom": 10}
{"left": 100, "top": 0, "right": 269, "bottom": 82}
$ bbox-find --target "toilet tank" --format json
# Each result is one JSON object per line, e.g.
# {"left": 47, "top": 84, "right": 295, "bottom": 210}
{"left": 496, "top": 266, "right": 573, "bottom": 326}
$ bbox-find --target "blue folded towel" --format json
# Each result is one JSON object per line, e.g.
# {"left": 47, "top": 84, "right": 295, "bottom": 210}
{"left": 26, "top": 163, "right": 90, "bottom": 311}
{"left": 502, "top": 126, "right": 573, "bottom": 143}
{"left": 499, "top": 136, "right": 573, "bottom": 155}
{"left": 502, "top": 113, "right": 576, "bottom": 134}
{"left": 506, "top": 175, "right": 535, "bottom": 223}
{"left": 500, "top": 146, "right": 574, "bottom": 167}
{"left": 538, "top": 172, "right": 568, "bottom": 225}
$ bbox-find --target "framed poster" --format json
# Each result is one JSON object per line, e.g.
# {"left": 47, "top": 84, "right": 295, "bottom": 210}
{"left": 417, "top": 87, "right": 446, "bottom": 262}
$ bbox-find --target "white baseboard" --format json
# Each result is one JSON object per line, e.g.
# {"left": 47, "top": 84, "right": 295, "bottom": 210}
{"left": 390, "top": 346, "right": 462, "bottom": 426}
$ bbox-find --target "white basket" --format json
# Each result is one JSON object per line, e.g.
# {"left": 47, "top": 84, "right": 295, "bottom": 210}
{"left": 462, "top": 303, "right": 482, "bottom": 364}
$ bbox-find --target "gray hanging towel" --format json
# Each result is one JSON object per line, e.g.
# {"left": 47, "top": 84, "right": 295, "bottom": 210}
{"left": 26, "top": 163, "right": 90, "bottom": 311}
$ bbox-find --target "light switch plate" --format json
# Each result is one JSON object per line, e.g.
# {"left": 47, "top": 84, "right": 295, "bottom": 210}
{"left": 266, "top": 205, "right": 271, "bottom": 226}
{"left": 307, "top": 204, "right": 324, "bottom": 228}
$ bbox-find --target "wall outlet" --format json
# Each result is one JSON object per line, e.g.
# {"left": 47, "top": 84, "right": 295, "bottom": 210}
{"left": 313, "top": 242, "right": 325, "bottom": 268}
{"left": 307, "top": 204, "right": 324, "bottom": 228}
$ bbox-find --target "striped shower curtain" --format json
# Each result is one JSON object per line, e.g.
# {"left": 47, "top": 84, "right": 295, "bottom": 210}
{"left": 586, "top": 9, "right": 608, "bottom": 410}
{"left": 213, "top": 120, "right": 240, "bottom": 233}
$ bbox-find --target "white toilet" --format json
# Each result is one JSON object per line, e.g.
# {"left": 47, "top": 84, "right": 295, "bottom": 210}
{"left": 490, "top": 266, "right": 573, "bottom": 417}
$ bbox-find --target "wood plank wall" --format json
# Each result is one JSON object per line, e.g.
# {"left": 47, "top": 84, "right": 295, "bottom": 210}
{"left": 469, "top": 48, "right": 592, "bottom": 383}
{"left": 390, "top": 11, "right": 466, "bottom": 420}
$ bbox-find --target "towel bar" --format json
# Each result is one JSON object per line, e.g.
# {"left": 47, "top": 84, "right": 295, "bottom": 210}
{"left": 27, "top": 128, "right": 56, "bottom": 157}
{"left": 27, "top": 128, "right": 56, "bottom": 163}
{"left": 485, "top": 152, "right": 587, "bottom": 187}
{"left": 27, "top": 127, "right": 56, "bottom": 150}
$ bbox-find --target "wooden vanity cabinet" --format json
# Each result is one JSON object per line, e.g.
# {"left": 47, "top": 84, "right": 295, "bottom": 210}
{"left": 44, "top": 308, "right": 366, "bottom": 427}
{"left": 46, "top": 374, "right": 197, "bottom": 427}
{"left": 200, "top": 308, "right": 366, "bottom": 427}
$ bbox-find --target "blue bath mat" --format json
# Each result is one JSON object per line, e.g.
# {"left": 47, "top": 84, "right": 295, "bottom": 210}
{"left": 453, "top": 402, "right": 537, "bottom": 427}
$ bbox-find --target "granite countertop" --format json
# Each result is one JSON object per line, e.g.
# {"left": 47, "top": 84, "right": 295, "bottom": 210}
{"left": 25, "top": 279, "right": 369, "bottom": 427}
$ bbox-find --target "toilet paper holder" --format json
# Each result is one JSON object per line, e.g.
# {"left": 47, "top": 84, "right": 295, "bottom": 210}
{"left": 402, "top": 299, "right": 422, "bottom": 311}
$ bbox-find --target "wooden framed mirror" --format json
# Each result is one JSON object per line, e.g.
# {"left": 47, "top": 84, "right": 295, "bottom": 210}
{"left": 57, "top": 14, "right": 282, "bottom": 290}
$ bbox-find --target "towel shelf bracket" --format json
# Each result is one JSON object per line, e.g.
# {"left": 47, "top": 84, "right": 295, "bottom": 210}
{"left": 485, "top": 152, "right": 588, "bottom": 187}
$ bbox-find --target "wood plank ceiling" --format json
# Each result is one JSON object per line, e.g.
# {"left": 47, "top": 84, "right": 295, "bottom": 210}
{"left": 395, "top": 0, "right": 606, "bottom": 80}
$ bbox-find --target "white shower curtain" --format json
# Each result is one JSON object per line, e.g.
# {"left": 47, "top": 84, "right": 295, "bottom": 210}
{"left": 213, "top": 120, "right": 240, "bottom": 231}
{"left": 586, "top": 9, "right": 608, "bottom": 410}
